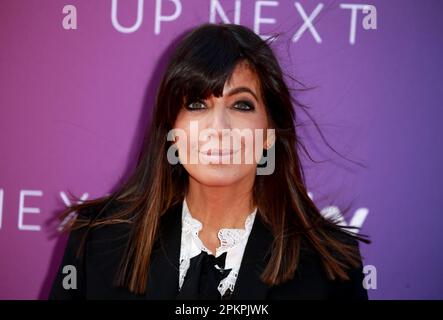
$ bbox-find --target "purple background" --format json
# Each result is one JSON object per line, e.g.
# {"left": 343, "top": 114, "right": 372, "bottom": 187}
{"left": 1, "top": 0, "right": 442, "bottom": 299}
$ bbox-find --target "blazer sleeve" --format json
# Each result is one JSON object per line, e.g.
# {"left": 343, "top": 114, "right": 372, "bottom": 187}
{"left": 48, "top": 226, "right": 88, "bottom": 300}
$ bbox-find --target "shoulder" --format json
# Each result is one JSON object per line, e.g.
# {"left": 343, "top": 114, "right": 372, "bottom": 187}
{"left": 298, "top": 226, "right": 362, "bottom": 264}
{"left": 59, "top": 200, "right": 131, "bottom": 252}
{"left": 69, "top": 199, "right": 182, "bottom": 253}
{"left": 269, "top": 228, "right": 368, "bottom": 300}
{"left": 48, "top": 199, "right": 132, "bottom": 299}
{"left": 303, "top": 227, "right": 368, "bottom": 300}
{"left": 76, "top": 199, "right": 134, "bottom": 258}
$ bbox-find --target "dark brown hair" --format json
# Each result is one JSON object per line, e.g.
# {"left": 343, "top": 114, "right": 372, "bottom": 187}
{"left": 59, "top": 23, "right": 370, "bottom": 295}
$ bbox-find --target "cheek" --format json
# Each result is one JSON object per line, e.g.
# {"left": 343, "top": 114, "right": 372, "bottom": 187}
{"left": 231, "top": 116, "right": 268, "bottom": 163}
{"left": 173, "top": 115, "right": 197, "bottom": 157}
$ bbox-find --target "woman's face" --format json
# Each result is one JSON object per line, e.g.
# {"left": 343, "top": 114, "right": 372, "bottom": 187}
{"left": 172, "top": 61, "right": 272, "bottom": 187}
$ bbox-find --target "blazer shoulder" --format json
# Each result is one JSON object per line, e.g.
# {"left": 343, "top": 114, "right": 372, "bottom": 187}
{"left": 48, "top": 199, "right": 131, "bottom": 299}
{"left": 286, "top": 228, "right": 368, "bottom": 300}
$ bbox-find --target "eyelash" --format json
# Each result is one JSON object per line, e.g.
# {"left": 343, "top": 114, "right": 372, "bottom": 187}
{"left": 185, "top": 100, "right": 255, "bottom": 112}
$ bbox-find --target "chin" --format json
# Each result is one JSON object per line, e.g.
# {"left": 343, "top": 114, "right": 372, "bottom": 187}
{"left": 186, "top": 164, "right": 255, "bottom": 187}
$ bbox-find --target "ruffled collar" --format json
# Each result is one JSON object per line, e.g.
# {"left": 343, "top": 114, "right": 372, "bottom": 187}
{"left": 182, "top": 197, "right": 257, "bottom": 256}
{"left": 179, "top": 197, "right": 257, "bottom": 296}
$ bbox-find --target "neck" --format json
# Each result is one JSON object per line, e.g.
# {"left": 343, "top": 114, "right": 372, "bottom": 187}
{"left": 185, "top": 175, "right": 256, "bottom": 232}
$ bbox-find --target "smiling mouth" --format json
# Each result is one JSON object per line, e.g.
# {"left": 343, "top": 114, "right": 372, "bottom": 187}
{"left": 199, "top": 149, "right": 239, "bottom": 156}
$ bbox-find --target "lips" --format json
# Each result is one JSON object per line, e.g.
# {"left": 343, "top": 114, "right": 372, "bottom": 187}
{"left": 199, "top": 149, "right": 236, "bottom": 156}
{"left": 197, "top": 148, "right": 240, "bottom": 163}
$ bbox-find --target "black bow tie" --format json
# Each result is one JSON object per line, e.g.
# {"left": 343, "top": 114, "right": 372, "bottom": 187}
{"left": 176, "top": 251, "right": 233, "bottom": 300}
{"left": 207, "top": 251, "right": 231, "bottom": 274}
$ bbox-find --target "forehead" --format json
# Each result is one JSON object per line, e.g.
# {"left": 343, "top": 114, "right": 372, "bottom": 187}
{"left": 222, "top": 61, "right": 260, "bottom": 95}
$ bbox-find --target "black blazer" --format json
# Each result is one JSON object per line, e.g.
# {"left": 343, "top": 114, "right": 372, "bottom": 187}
{"left": 49, "top": 201, "right": 368, "bottom": 300}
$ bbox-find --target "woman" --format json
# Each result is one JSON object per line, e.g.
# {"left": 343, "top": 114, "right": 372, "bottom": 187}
{"left": 49, "top": 23, "right": 370, "bottom": 300}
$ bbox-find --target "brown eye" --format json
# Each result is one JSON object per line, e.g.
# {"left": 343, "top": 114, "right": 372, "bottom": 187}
{"left": 234, "top": 100, "right": 255, "bottom": 111}
{"left": 186, "top": 101, "right": 206, "bottom": 111}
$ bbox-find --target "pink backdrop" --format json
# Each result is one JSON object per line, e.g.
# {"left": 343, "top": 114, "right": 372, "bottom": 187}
{"left": 1, "top": 0, "right": 442, "bottom": 299}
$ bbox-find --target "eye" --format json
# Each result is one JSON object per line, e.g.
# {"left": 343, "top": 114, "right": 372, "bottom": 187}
{"left": 185, "top": 100, "right": 206, "bottom": 111}
{"left": 233, "top": 100, "right": 255, "bottom": 112}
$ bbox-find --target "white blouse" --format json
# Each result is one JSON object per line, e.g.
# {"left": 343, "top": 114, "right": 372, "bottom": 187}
{"left": 179, "top": 197, "right": 257, "bottom": 297}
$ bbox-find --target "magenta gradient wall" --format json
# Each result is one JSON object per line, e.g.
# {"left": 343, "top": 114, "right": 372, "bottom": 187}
{"left": 0, "top": 0, "right": 442, "bottom": 299}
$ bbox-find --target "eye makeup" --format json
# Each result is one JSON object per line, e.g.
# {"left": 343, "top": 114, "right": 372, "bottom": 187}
{"left": 184, "top": 99, "right": 256, "bottom": 112}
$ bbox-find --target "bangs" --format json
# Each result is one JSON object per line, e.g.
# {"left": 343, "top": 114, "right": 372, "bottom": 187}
{"left": 169, "top": 25, "right": 252, "bottom": 106}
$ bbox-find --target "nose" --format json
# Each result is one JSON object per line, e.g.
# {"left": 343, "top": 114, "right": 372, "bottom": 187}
{"left": 205, "top": 105, "right": 232, "bottom": 139}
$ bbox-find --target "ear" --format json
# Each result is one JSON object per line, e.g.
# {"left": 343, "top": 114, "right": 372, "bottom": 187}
{"left": 171, "top": 131, "right": 179, "bottom": 144}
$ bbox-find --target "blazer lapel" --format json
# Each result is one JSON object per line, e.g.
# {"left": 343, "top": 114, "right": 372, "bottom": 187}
{"left": 230, "top": 212, "right": 274, "bottom": 300}
{"left": 143, "top": 203, "right": 275, "bottom": 300}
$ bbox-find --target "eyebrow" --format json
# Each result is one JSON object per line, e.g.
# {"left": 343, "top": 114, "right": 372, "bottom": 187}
{"left": 226, "top": 86, "right": 259, "bottom": 102}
